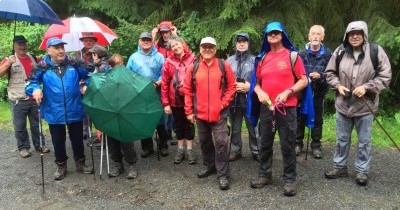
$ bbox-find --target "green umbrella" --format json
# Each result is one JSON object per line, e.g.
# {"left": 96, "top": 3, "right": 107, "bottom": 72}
{"left": 82, "top": 65, "right": 163, "bottom": 143}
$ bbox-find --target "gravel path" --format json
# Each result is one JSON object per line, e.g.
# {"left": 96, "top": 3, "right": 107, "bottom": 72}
{"left": 0, "top": 130, "right": 399, "bottom": 209}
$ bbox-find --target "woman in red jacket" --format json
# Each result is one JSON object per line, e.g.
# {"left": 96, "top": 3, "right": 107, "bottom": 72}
{"left": 161, "top": 35, "right": 197, "bottom": 164}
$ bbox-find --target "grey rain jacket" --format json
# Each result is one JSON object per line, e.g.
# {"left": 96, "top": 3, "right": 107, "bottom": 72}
{"left": 325, "top": 21, "right": 391, "bottom": 117}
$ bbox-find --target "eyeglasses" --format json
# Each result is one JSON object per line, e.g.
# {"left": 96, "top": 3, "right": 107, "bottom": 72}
{"left": 140, "top": 38, "right": 152, "bottom": 42}
{"left": 82, "top": 38, "right": 96, "bottom": 42}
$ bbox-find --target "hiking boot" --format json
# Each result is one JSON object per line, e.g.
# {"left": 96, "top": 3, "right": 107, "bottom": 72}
{"left": 229, "top": 152, "right": 242, "bottom": 161}
{"left": 312, "top": 148, "right": 323, "bottom": 159}
{"left": 187, "top": 149, "right": 197, "bottom": 165}
{"left": 75, "top": 158, "right": 94, "bottom": 174}
{"left": 19, "top": 149, "right": 31, "bottom": 158}
{"left": 219, "top": 176, "right": 230, "bottom": 190}
{"left": 108, "top": 161, "right": 123, "bottom": 177}
{"left": 283, "top": 181, "right": 297, "bottom": 196}
{"left": 126, "top": 164, "right": 138, "bottom": 179}
{"left": 250, "top": 173, "right": 272, "bottom": 188}
{"left": 174, "top": 149, "right": 185, "bottom": 164}
{"left": 197, "top": 167, "right": 216, "bottom": 178}
{"left": 324, "top": 167, "right": 348, "bottom": 179}
{"left": 295, "top": 146, "right": 302, "bottom": 156}
{"left": 36, "top": 146, "right": 50, "bottom": 153}
{"left": 141, "top": 150, "right": 154, "bottom": 158}
{"left": 355, "top": 172, "right": 368, "bottom": 186}
{"left": 54, "top": 162, "right": 67, "bottom": 180}
{"left": 160, "top": 148, "right": 169, "bottom": 157}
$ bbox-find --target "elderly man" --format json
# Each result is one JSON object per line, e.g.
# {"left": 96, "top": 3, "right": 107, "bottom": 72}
{"left": 26, "top": 37, "right": 94, "bottom": 180}
{"left": 0, "top": 35, "right": 50, "bottom": 158}
{"left": 183, "top": 37, "right": 236, "bottom": 190}
{"left": 296, "top": 25, "right": 332, "bottom": 158}
{"left": 324, "top": 21, "right": 391, "bottom": 186}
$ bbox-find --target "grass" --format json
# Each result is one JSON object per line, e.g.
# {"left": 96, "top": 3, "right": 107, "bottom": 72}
{"left": 1, "top": 101, "right": 399, "bottom": 149}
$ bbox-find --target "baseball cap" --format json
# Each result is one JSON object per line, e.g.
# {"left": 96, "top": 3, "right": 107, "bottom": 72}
{"left": 89, "top": 45, "right": 107, "bottom": 58}
{"left": 13, "top": 35, "right": 28, "bottom": 43}
{"left": 79, "top": 32, "right": 98, "bottom": 41}
{"left": 158, "top": 21, "right": 173, "bottom": 32}
{"left": 200, "top": 37, "right": 217, "bottom": 46}
{"left": 139, "top": 32, "right": 152, "bottom": 40}
{"left": 46, "top": 37, "right": 67, "bottom": 48}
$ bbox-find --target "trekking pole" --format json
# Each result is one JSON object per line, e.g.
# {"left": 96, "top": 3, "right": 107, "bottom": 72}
{"left": 342, "top": 72, "right": 400, "bottom": 152}
{"left": 156, "top": 131, "right": 160, "bottom": 161}
{"left": 87, "top": 119, "right": 95, "bottom": 180}
{"left": 99, "top": 133, "right": 104, "bottom": 180}
{"left": 305, "top": 127, "right": 311, "bottom": 160}
{"left": 38, "top": 108, "right": 45, "bottom": 194}
{"left": 105, "top": 135, "right": 110, "bottom": 174}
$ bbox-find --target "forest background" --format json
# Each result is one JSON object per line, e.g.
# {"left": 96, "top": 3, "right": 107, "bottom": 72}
{"left": 0, "top": 0, "right": 399, "bottom": 146}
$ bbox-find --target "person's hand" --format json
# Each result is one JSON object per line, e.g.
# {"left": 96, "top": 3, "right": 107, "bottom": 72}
{"left": 353, "top": 85, "right": 367, "bottom": 98}
{"left": 275, "top": 89, "right": 292, "bottom": 104}
{"left": 32, "top": 89, "right": 43, "bottom": 105}
{"left": 337, "top": 85, "right": 350, "bottom": 96}
{"left": 7, "top": 55, "right": 16, "bottom": 65}
{"left": 164, "top": 105, "right": 172, "bottom": 114}
{"left": 81, "top": 85, "right": 87, "bottom": 95}
{"left": 153, "top": 80, "right": 161, "bottom": 88}
{"left": 236, "top": 81, "right": 250, "bottom": 93}
{"left": 256, "top": 89, "right": 270, "bottom": 105}
{"left": 186, "top": 114, "right": 195, "bottom": 124}
{"left": 171, "top": 26, "right": 177, "bottom": 35}
{"left": 309, "top": 72, "right": 321, "bottom": 80}
{"left": 151, "top": 27, "right": 158, "bottom": 40}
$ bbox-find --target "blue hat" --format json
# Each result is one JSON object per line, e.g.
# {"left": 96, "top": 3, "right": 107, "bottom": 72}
{"left": 46, "top": 37, "right": 67, "bottom": 48}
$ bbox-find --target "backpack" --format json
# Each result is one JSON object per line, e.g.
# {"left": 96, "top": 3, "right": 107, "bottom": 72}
{"left": 335, "top": 42, "right": 379, "bottom": 73}
{"left": 191, "top": 58, "right": 226, "bottom": 92}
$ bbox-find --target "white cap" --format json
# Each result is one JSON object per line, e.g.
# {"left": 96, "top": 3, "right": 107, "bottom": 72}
{"left": 200, "top": 37, "right": 217, "bottom": 46}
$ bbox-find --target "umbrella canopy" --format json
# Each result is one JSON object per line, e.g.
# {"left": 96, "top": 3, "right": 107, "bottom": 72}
{"left": 0, "top": 0, "right": 62, "bottom": 25}
{"left": 82, "top": 66, "right": 163, "bottom": 143}
{"left": 39, "top": 16, "right": 118, "bottom": 51}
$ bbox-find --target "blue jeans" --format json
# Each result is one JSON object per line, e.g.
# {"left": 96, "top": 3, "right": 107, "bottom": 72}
{"left": 333, "top": 112, "right": 373, "bottom": 173}
{"left": 259, "top": 105, "right": 297, "bottom": 182}
{"left": 49, "top": 121, "right": 85, "bottom": 163}
{"left": 10, "top": 99, "right": 44, "bottom": 150}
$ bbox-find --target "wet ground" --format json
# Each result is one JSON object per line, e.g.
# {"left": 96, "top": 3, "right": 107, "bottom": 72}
{"left": 0, "top": 130, "right": 399, "bottom": 209}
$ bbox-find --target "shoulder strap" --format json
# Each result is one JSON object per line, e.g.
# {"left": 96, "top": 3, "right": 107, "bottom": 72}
{"left": 218, "top": 59, "right": 226, "bottom": 89}
{"left": 289, "top": 51, "right": 299, "bottom": 81}
{"left": 191, "top": 59, "right": 200, "bottom": 92}
{"left": 335, "top": 44, "right": 346, "bottom": 72}
{"left": 369, "top": 42, "right": 379, "bottom": 73}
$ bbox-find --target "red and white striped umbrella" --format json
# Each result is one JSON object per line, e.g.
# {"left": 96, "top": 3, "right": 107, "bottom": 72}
{"left": 39, "top": 16, "right": 118, "bottom": 51}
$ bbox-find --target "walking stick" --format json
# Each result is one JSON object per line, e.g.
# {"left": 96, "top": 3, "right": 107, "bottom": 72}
{"left": 305, "top": 127, "right": 311, "bottom": 160}
{"left": 342, "top": 72, "right": 400, "bottom": 152}
{"left": 87, "top": 119, "right": 95, "bottom": 180}
{"left": 105, "top": 135, "right": 110, "bottom": 175}
{"left": 38, "top": 109, "right": 45, "bottom": 194}
{"left": 156, "top": 131, "right": 160, "bottom": 161}
{"left": 99, "top": 134, "right": 110, "bottom": 179}
{"left": 99, "top": 133, "right": 104, "bottom": 180}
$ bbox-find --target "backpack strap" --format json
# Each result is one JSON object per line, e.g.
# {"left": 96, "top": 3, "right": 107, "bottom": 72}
{"left": 289, "top": 51, "right": 299, "bottom": 81}
{"left": 191, "top": 59, "right": 200, "bottom": 92}
{"left": 369, "top": 42, "right": 379, "bottom": 73}
{"left": 218, "top": 59, "right": 226, "bottom": 89}
{"left": 335, "top": 44, "right": 346, "bottom": 72}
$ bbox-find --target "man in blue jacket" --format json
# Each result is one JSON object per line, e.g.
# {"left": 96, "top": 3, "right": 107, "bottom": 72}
{"left": 296, "top": 25, "right": 332, "bottom": 158}
{"left": 127, "top": 32, "right": 168, "bottom": 158}
{"left": 26, "top": 37, "right": 94, "bottom": 180}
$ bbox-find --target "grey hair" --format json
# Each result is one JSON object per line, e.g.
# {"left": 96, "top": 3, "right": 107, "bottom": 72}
{"left": 167, "top": 35, "right": 185, "bottom": 49}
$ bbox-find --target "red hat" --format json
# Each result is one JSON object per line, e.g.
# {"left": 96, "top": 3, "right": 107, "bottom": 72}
{"left": 80, "top": 32, "right": 98, "bottom": 41}
{"left": 158, "top": 21, "right": 173, "bottom": 32}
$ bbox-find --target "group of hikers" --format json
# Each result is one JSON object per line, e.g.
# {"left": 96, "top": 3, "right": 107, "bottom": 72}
{"left": 0, "top": 19, "right": 391, "bottom": 197}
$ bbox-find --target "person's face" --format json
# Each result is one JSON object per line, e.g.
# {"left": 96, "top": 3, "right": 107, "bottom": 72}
{"left": 267, "top": 30, "right": 282, "bottom": 44}
{"left": 170, "top": 40, "right": 184, "bottom": 57}
{"left": 13, "top": 42, "right": 28, "bottom": 56}
{"left": 308, "top": 27, "right": 324, "bottom": 47}
{"left": 200, "top": 44, "right": 216, "bottom": 60}
{"left": 236, "top": 40, "right": 249, "bottom": 52}
{"left": 139, "top": 38, "right": 153, "bottom": 52}
{"left": 160, "top": 31, "right": 172, "bottom": 41}
{"left": 46, "top": 44, "right": 65, "bottom": 64}
{"left": 82, "top": 38, "right": 96, "bottom": 49}
{"left": 348, "top": 30, "right": 364, "bottom": 48}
